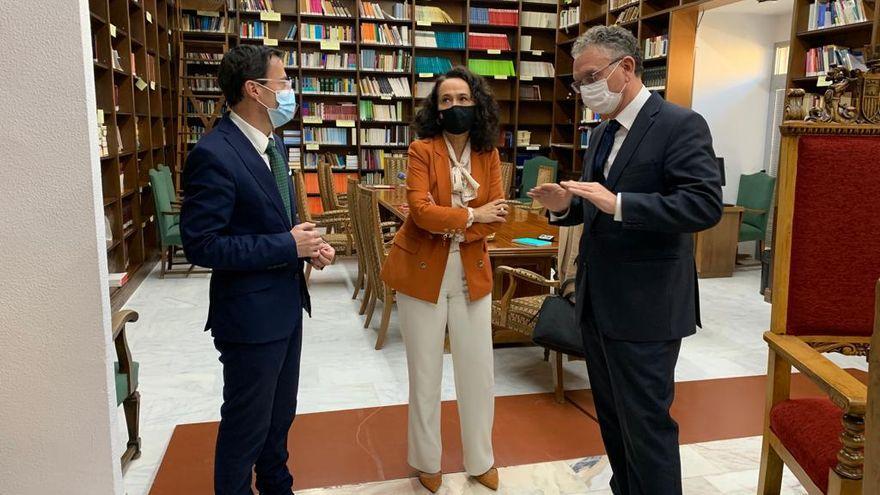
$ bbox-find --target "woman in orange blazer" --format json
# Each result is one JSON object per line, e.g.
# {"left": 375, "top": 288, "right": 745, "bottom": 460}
{"left": 380, "top": 67, "right": 509, "bottom": 493}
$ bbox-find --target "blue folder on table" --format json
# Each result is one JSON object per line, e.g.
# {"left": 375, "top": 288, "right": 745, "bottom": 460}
{"left": 512, "top": 237, "right": 552, "bottom": 247}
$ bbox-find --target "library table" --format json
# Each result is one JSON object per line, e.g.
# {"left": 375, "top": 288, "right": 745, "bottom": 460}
{"left": 371, "top": 186, "right": 559, "bottom": 344}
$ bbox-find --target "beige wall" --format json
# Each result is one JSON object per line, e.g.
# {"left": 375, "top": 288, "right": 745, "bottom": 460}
{"left": 0, "top": 0, "right": 122, "bottom": 493}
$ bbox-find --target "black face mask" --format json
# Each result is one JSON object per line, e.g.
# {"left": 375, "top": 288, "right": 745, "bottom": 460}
{"left": 439, "top": 105, "right": 476, "bottom": 135}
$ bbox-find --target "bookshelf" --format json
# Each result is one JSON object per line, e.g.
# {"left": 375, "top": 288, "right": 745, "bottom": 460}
{"left": 551, "top": 0, "right": 699, "bottom": 180}
{"left": 90, "top": 0, "right": 177, "bottom": 306}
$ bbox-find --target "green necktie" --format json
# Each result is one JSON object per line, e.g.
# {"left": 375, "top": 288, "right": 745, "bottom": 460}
{"left": 266, "top": 139, "right": 292, "bottom": 222}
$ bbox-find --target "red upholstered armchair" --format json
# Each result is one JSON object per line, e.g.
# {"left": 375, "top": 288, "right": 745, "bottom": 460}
{"left": 758, "top": 123, "right": 880, "bottom": 495}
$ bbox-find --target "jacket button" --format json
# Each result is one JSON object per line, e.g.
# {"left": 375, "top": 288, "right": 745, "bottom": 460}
{"left": 419, "top": 262, "right": 427, "bottom": 269}
{"left": 477, "top": 260, "right": 484, "bottom": 268}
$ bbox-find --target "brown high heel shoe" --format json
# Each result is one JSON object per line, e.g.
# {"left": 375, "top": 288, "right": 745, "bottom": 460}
{"left": 418, "top": 471, "right": 442, "bottom": 493}
{"left": 473, "top": 467, "right": 499, "bottom": 490}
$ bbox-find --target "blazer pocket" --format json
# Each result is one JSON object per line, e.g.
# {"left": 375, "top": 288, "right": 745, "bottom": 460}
{"left": 223, "top": 278, "right": 275, "bottom": 297}
{"left": 393, "top": 233, "right": 422, "bottom": 254}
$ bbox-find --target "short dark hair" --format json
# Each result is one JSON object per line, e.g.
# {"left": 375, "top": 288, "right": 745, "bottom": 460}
{"left": 573, "top": 25, "right": 644, "bottom": 76}
{"left": 219, "top": 45, "right": 283, "bottom": 106}
{"left": 412, "top": 66, "right": 501, "bottom": 153}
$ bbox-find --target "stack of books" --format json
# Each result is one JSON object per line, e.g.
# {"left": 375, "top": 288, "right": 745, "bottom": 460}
{"left": 415, "top": 56, "right": 453, "bottom": 74}
{"left": 301, "top": 77, "right": 356, "bottom": 94}
{"left": 522, "top": 11, "right": 556, "bottom": 28}
{"left": 643, "top": 66, "right": 667, "bottom": 89}
{"left": 97, "top": 111, "right": 109, "bottom": 157}
{"left": 360, "top": 125, "right": 410, "bottom": 145}
{"left": 468, "top": 59, "right": 516, "bottom": 77}
{"left": 519, "top": 84, "right": 542, "bottom": 100}
{"left": 360, "top": 100, "right": 405, "bottom": 121}
{"left": 415, "top": 31, "right": 465, "bottom": 49}
{"left": 560, "top": 6, "right": 579, "bottom": 28}
{"left": 361, "top": 23, "right": 411, "bottom": 45}
{"left": 415, "top": 5, "right": 455, "bottom": 23}
{"left": 301, "top": 24, "right": 354, "bottom": 41}
{"left": 644, "top": 35, "right": 668, "bottom": 59}
{"left": 284, "top": 130, "right": 302, "bottom": 167}
{"left": 615, "top": 6, "right": 639, "bottom": 24}
{"left": 360, "top": 49, "right": 411, "bottom": 72}
{"left": 185, "top": 52, "right": 223, "bottom": 64}
{"left": 805, "top": 45, "right": 866, "bottom": 76}
{"left": 181, "top": 14, "right": 228, "bottom": 33}
{"left": 807, "top": 0, "right": 869, "bottom": 30}
{"left": 468, "top": 32, "right": 511, "bottom": 51}
{"left": 304, "top": 126, "right": 355, "bottom": 145}
{"left": 300, "top": 51, "right": 357, "bottom": 70}
{"left": 470, "top": 8, "right": 518, "bottom": 26}
{"left": 240, "top": 21, "right": 270, "bottom": 39}
{"left": 301, "top": 102, "right": 358, "bottom": 120}
{"left": 360, "top": 76, "right": 412, "bottom": 97}
{"left": 520, "top": 61, "right": 555, "bottom": 78}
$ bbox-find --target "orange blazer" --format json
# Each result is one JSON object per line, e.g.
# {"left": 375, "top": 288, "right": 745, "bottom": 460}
{"left": 381, "top": 137, "right": 504, "bottom": 304}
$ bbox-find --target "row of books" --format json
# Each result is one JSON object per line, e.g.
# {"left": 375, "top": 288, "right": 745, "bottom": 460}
{"left": 304, "top": 126, "right": 356, "bottom": 144}
{"left": 284, "top": 51, "right": 298, "bottom": 67}
{"left": 181, "top": 14, "right": 229, "bottom": 33}
{"left": 415, "top": 56, "right": 453, "bottom": 74}
{"left": 187, "top": 75, "right": 220, "bottom": 92}
{"left": 282, "top": 129, "right": 303, "bottom": 146}
{"left": 303, "top": 152, "right": 358, "bottom": 169}
{"left": 470, "top": 8, "right": 518, "bottom": 26}
{"left": 579, "top": 128, "right": 591, "bottom": 148}
{"left": 361, "top": 23, "right": 411, "bottom": 45}
{"left": 359, "top": 101, "right": 406, "bottom": 121}
{"left": 186, "top": 99, "right": 220, "bottom": 115}
{"left": 515, "top": 130, "right": 530, "bottom": 146}
{"left": 97, "top": 111, "right": 110, "bottom": 157}
{"left": 615, "top": 6, "right": 639, "bottom": 24}
{"left": 520, "top": 61, "right": 554, "bottom": 78}
{"left": 300, "top": 0, "right": 353, "bottom": 16}
{"left": 301, "top": 23, "right": 353, "bottom": 41}
{"left": 301, "top": 51, "right": 357, "bottom": 69}
{"left": 644, "top": 35, "right": 668, "bottom": 59}
{"left": 185, "top": 52, "right": 223, "bottom": 64}
{"left": 610, "top": 0, "right": 639, "bottom": 10}
{"left": 643, "top": 66, "right": 667, "bottom": 89}
{"left": 301, "top": 102, "right": 358, "bottom": 120}
{"left": 415, "top": 81, "right": 434, "bottom": 98}
{"left": 360, "top": 149, "right": 405, "bottom": 170}
{"left": 522, "top": 11, "right": 556, "bottom": 28}
{"left": 468, "top": 59, "right": 516, "bottom": 77}
{"left": 581, "top": 105, "right": 600, "bottom": 123}
{"left": 499, "top": 130, "right": 514, "bottom": 148}
{"left": 289, "top": 146, "right": 302, "bottom": 167}
{"left": 560, "top": 6, "right": 579, "bottom": 28}
{"left": 186, "top": 125, "right": 206, "bottom": 144}
{"left": 285, "top": 25, "right": 298, "bottom": 39}
{"left": 360, "top": 76, "right": 412, "bottom": 96}
{"left": 360, "top": 1, "right": 410, "bottom": 20}
{"left": 240, "top": 20, "right": 270, "bottom": 38}
{"left": 301, "top": 76, "right": 356, "bottom": 94}
{"left": 360, "top": 49, "right": 411, "bottom": 71}
{"left": 415, "top": 31, "right": 465, "bottom": 49}
{"left": 468, "top": 32, "right": 511, "bottom": 51}
{"left": 415, "top": 5, "right": 454, "bottom": 24}
{"left": 807, "top": 0, "right": 869, "bottom": 31}
{"left": 805, "top": 45, "right": 866, "bottom": 76}
{"left": 241, "top": 0, "right": 274, "bottom": 11}
{"left": 360, "top": 126, "right": 410, "bottom": 145}
{"left": 520, "top": 84, "right": 542, "bottom": 100}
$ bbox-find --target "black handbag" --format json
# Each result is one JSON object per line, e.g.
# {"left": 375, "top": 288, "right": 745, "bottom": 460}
{"left": 531, "top": 279, "right": 585, "bottom": 358}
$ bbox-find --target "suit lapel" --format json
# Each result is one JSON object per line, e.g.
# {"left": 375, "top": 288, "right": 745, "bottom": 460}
{"left": 432, "top": 138, "right": 453, "bottom": 206}
{"left": 605, "top": 93, "right": 663, "bottom": 190}
{"left": 218, "top": 116, "right": 289, "bottom": 225}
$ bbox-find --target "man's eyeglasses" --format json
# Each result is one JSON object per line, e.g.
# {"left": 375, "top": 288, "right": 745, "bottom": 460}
{"left": 253, "top": 77, "right": 294, "bottom": 91}
{"left": 569, "top": 57, "right": 624, "bottom": 94}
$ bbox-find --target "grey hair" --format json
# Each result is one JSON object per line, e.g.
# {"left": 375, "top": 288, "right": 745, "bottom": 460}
{"left": 572, "top": 25, "right": 644, "bottom": 76}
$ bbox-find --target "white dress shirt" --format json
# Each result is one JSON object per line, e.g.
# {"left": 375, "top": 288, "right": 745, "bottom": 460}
{"left": 229, "top": 110, "right": 272, "bottom": 171}
{"left": 554, "top": 85, "right": 652, "bottom": 222}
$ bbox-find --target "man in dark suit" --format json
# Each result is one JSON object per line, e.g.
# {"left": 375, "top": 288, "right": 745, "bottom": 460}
{"left": 181, "top": 45, "right": 335, "bottom": 495}
{"left": 529, "top": 26, "right": 722, "bottom": 495}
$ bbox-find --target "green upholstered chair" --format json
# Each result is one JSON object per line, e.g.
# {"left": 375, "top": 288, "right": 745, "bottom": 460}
{"left": 519, "top": 156, "right": 558, "bottom": 211}
{"left": 155, "top": 164, "right": 180, "bottom": 208}
{"left": 113, "top": 309, "right": 141, "bottom": 470}
{"left": 149, "top": 168, "right": 183, "bottom": 278}
{"left": 736, "top": 171, "right": 776, "bottom": 255}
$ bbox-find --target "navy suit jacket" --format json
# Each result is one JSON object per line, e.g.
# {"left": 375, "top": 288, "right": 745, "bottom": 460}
{"left": 550, "top": 93, "right": 723, "bottom": 342}
{"left": 181, "top": 114, "right": 311, "bottom": 344}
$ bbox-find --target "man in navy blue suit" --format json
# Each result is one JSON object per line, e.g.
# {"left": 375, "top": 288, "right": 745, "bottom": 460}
{"left": 530, "top": 26, "right": 722, "bottom": 495}
{"left": 181, "top": 45, "right": 335, "bottom": 495}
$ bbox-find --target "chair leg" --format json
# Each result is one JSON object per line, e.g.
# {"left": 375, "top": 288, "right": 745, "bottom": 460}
{"left": 364, "top": 287, "right": 378, "bottom": 328}
{"left": 159, "top": 247, "right": 167, "bottom": 279}
{"left": 352, "top": 258, "right": 364, "bottom": 300}
{"left": 167, "top": 246, "right": 175, "bottom": 271}
{"left": 375, "top": 287, "right": 393, "bottom": 350}
{"left": 543, "top": 347, "right": 551, "bottom": 362}
{"left": 121, "top": 391, "right": 142, "bottom": 469}
{"left": 359, "top": 279, "right": 372, "bottom": 315}
{"left": 553, "top": 352, "right": 565, "bottom": 404}
{"left": 757, "top": 438, "right": 784, "bottom": 494}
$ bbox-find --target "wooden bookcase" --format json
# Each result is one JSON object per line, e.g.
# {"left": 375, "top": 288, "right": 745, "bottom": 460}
{"left": 89, "top": 0, "right": 177, "bottom": 305}
{"left": 551, "top": 0, "right": 698, "bottom": 180}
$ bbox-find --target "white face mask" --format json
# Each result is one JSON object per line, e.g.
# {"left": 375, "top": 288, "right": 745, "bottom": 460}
{"left": 579, "top": 60, "right": 627, "bottom": 115}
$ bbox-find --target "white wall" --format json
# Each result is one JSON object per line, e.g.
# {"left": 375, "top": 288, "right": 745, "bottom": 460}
{"left": 0, "top": 1, "right": 122, "bottom": 493}
{"left": 692, "top": 10, "right": 791, "bottom": 203}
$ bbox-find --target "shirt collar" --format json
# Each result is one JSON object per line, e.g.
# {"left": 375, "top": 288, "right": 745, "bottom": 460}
{"left": 614, "top": 85, "right": 652, "bottom": 131}
{"left": 229, "top": 110, "right": 271, "bottom": 154}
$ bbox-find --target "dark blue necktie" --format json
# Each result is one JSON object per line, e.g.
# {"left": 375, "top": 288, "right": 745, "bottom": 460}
{"left": 591, "top": 119, "right": 621, "bottom": 184}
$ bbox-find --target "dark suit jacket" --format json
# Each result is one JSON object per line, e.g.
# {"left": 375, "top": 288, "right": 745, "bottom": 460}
{"left": 550, "top": 92, "right": 722, "bottom": 342}
{"left": 181, "top": 114, "right": 311, "bottom": 344}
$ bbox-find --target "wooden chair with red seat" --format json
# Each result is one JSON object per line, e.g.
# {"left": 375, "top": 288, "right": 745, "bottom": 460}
{"left": 757, "top": 122, "right": 880, "bottom": 495}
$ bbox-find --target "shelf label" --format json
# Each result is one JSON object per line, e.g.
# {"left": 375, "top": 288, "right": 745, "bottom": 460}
{"left": 521, "top": 75, "right": 533, "bottom": 81}
{"left": 487, "top": 49, "right": 501, "bottom": 55}
{"left": 149, "top": 81, "right": 156, "bottom": 90}
{"left": 817, "top": 75, "right": 832, "bottom": 87}
{"left": 260, "top": 10, "right": 282, "bottom": 21}
{"left": 416, "top": 20, "right": 431, "bottom": 26}
{"left": 531, "top": 50, "right": 543, "bottom": 56}
{"left": 336, "top": 120, "right": 355, "bottom": 128}
{"left": 197, "top": 10, "right": 220, "bottom": 17}
{"left": 306, "top": 143, "right": 320, "bottom": 150}
{"left": 97, "top": 109, "right": 105, "bottom": 124}
{"left": 135, "top": 78, "right": 148, "bottom": 91}
{"left": 303, "top": 116, "right": 323, "bottom": 124}
{"left": 320, "top": 40, "right": 340, "bottom": 51}
{"left": 526, "top": 144, "right": 539, "bottom": 150}
{"left": 263, "top": 37, "right": 278, "bottom": 46}
{"left": 146, "top": 11, "right": 153, "bottom": 23}
{"left": 493, "top": 75, "right": 508, "bottom": 80}
{"left": 418, "top": 72, "right": 433, "bottom": 78}
{"left": 110, "top": 24, "right": 117, "bottom": 38}
{"left": 380, "top": 95, "right": 392, "bottom": 100}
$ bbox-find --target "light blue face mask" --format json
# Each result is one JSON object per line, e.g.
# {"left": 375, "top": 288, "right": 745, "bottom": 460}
{"left": 256, "top": 82, "right": 297, "bottom": 128}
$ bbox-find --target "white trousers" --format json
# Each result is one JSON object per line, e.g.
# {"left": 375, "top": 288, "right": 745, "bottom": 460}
{"left": 396, "top": 250, "right": 495, "bottom": 476}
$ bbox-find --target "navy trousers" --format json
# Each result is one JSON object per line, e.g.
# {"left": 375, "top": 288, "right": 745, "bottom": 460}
{"left": 213, "top": 326, "right": 303, "bottom": 495}
{"left": 581, "top": 298, "right": 683, "bottom": 495}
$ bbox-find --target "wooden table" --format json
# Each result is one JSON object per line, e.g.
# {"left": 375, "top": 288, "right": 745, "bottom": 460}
{"left": 694, "top": 205, "right": 744, "bottom": 278}
{"left": 373, "top": 186, "right": 559, "bottom": 344}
